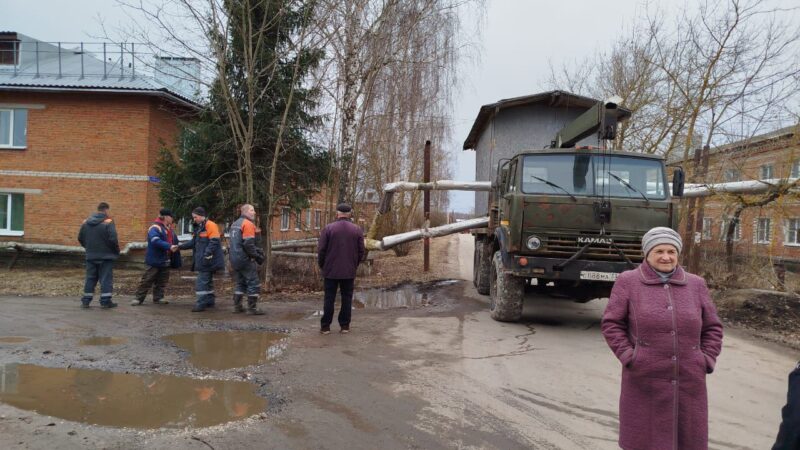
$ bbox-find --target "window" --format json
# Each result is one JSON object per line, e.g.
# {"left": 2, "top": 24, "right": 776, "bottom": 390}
{"left": 792, "top": 161, "right": 800, "bottom": 179}
{"left": 702, "top": 217, "right": 712, "bottom": 240}
{"left": 760, "top": 164, "right": 774, "bottom": 179}
{"left": 294, "top": 211, "right": 301, "bottom": 231}
{"left": 0, "top": 34, "right": 20, "bottom": 66}
{"left": 306, "top": 209, "right": 312, "bottom": 230}
{"left": 785, "top": 219, "right": 800, "bottom": 245}
{"left": 756, "top": 218, "right": 771, "bottom": 243}
{"left": 720, "top": 217, "right": 741, "bottom": 241}
{"left": 0, "top": 109, "right": 27, "bottom": 148}
{"left": 280, "top": 207, "right": 290, "bottom": 231}
{"left": 176, "top": 217, "right": 194, "bottom": 240}
{"left": 0, "top": 193, "right": 24, "bottom": 236}
{"left": 724, "top": 169, "right": 740, "bottom": 182}
{"left": 314, "top": 209, "right": 321, "bottom": 229}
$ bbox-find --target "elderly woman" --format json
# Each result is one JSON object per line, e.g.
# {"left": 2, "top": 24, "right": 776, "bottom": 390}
{"left": 601, "top": 227, "right": 724, "bottom": 450}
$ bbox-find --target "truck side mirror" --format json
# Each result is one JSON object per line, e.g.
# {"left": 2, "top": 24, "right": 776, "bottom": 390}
{"left": 499, "top": 167, "right": 509, "bottom": 191}
{"left": 672, "top": 168, "right": 685, "bottom": 197}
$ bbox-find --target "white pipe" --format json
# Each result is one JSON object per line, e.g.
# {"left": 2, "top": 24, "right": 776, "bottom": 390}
{"left": 0, "top": 241, "right": 147, "bottom": 255}
{"left": 383, "top": 180, "right": 491, "bottom": 193}
{"left": 366, "top": 216, "right": 489, "bottom": 251}
{"left": 680, "top": 178, "right": 800, "bottom": 198}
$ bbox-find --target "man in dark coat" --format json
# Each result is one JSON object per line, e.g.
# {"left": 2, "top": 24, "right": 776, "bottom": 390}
{"left": 77, "top": 202, "right": 120, "bottom": 309}
{"left": 178, "top": 207, "right": 225, "bottom": 312}
{"left": 317, "top": 203, "right": 365, "bottom": 334}
{"left": 131, "top": 208, "right": 179, "bottom": 306}
{"left": 228, "top": 204, "right": 265, "bottom": 315}
{"left": 773, "top": 362, "right": 800, "bottom": 450}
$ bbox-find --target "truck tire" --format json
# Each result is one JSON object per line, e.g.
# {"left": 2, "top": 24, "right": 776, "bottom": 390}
{"left": 489, "top": 251, "right": 524, "bottom": 322}
{"left": 473, "top": 239, "right": 492, "bottom": 295}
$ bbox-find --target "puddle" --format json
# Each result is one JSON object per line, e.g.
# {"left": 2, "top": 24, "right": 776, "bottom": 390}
{"left": 0, "top": 337, "right": 30, "bottom": 344}
{"left": 79, "top": 337, "right": 127, "bottom": 346}
{"left": 352, "top": 280, "right": 458, "bottom": 309}
{"left": 354, "top": 286, "right": 428, "bottom": 309}
{"left": 277, "top": 311, "right": 310, "bottom": 321}
{"left": 0, "top": 363, "right": 266, "bottom": 429}
{"left": 165, "top": 331, "right": 286, "bottom": 370}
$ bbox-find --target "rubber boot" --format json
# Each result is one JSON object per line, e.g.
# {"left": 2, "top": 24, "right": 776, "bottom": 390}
{"left": 232, "top": 294, "right": 245, "bottom": 313}
{"left": 246, "top": 296, "right": 264, "bottom": 315}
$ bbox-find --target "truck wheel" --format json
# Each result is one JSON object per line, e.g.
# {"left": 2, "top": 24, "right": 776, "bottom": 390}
{"left": 489, "top": 251, "right": 524, "bottom": 322}
{"left": 473, "top": 239, "right": 491, "bottom": 295}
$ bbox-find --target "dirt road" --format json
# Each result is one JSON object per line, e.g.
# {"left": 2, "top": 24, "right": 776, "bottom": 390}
{"left": 0, "top": 234, "right": 795, "bottom": 449}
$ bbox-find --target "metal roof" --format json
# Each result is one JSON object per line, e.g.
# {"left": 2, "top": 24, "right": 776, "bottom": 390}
{"left": 666, "top": 124, "right": 799, "bottom": 164}
{"left": 0, "top": 33, "right": 201, "bottom": 109}
{"left": 462, "top": 90, "right": 632, "bottom": 150}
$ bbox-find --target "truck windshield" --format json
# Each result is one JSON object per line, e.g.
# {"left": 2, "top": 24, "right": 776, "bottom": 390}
{"left": 520, "top": 154, "right": 667, "bottom": 200}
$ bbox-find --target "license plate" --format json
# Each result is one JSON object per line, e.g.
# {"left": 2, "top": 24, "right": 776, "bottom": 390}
{"left": 579, "top": 271, "right": 618, "bottom": 281}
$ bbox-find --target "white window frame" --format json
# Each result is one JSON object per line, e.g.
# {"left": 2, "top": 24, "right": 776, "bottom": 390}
{"left": 724, "top": 168, "right": 740, "bottom": 182}
{"left": 294, "top": 210, "right": 301, "bottom": 231}
{"left": 760, "top": 164, "right": 773, "bottom": 180}
{"left": 0, "top": 108, "right": 27, "bottom": 149}
{"left": 792, "top": 161, "right": 800, "bottom": 179}
{"left": 314, "top": 209, "right": 321, "bottom": 229}
{"left": 784, "top": 218, "right": 800, "bottom": 246}
{"left": 720, "top": 217, "right": 741, "bottom": 242}
{"left": 280, "top": 207, "right": 290, "bottom": 231}
{"left": 176, "top": 217, "right": 193, "bottom": 241}
{"left": 701, "top": 217, "right": 712, "bottom": 240}
{"left": 0, "top": 193, "right": 24, "bottom": 236}
{"left": 306, "top": 209, "right": 312, "bottom": 230}
{"left": 756, "top": 218, "right": 771, "bottom": 244}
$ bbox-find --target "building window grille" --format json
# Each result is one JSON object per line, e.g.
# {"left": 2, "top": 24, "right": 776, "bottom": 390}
{"left": 756, "top": 218, "right": 771, "bottom": 243}
{"left": 0, "top": 109, "right": 27, "bottom": 148}
{"left": 0, "top": 193, "right": 24, "bottom": 236}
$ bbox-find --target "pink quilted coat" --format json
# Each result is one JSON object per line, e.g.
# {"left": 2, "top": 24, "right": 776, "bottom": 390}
{"left": 601, "top": 262, "right": 724, "bottom": 450}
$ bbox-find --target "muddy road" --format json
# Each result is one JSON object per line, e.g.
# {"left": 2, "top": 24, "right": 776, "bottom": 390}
{"left": 0, "top": 234, "right": 795, "bottom": 449}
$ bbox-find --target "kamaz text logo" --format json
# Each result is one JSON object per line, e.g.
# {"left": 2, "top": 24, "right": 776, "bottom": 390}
{"left": 577, "top": 236, "right": 613, "bottom": 245}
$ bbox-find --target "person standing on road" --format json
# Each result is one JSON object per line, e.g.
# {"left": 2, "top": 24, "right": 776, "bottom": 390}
{"left": 317, "top": 203, "right": 365, "bottom": 334}
{"left": 228, "top": 204, "right": 265, "bottom": 315}
{"left": 179, "top": 207, "right": 224, "bottom": 312}
{"left": 601, "top": 226, "right": 724, "bottom": 450}
{"left": 773, "top": 361, "right": 800, "bottom": 450}
{"left": 78, "top": 202, "right": 120, "bottom": 309}
{"left": 131, "top": 208, "right": 180, "bottom": 306}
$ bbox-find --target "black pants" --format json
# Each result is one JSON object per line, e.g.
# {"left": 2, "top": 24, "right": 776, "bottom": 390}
{"left": 773, "top": 365, "right": 800, "bottom": 450}
{"left": 82, "top": 259, "right": 114, "bottom": 305}
{"left": 321, "top": 278, "right": 354, "bottom": 328}
{"left": 233, "top": 262, "right": 261, "bottom": 296}
{"left": 134, "top": 265, "right": 170, "bottom": 302}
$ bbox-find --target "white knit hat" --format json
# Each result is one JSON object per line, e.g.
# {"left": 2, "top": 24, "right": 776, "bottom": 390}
{"left": 642, "top": 227, "right": 682, "bottom": 257}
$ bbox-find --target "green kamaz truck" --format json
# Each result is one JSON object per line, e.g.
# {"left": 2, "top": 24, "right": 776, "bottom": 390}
{"left": 468, "top": 93, "right": 685, "bottom": 321}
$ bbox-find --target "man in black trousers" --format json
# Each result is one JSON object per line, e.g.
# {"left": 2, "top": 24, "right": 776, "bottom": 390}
{"left": 317, "top": 203, "right": 365, "bottom": 334}
{"left": 773, "top": 362, "right": 800, "bottom": 450}
{"left": 78, "top": 202, "right": 120, "bottom": 309}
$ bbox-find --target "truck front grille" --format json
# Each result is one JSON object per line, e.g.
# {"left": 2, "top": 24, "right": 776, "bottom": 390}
{"left": 538, "top": 234, "right": 644, "bottom": 262}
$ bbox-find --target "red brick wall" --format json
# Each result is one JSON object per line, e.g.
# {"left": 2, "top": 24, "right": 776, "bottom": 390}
{"left": 680, "top": 132, "right": 800, "bottom": 261}
{"left": 0, "top": 91, "right": 184, "bottom": 247}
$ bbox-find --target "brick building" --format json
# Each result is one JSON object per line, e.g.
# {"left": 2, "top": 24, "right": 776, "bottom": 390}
{"left": 0, "top": 32, "right": 381, "bottom": 252}
{"left": 0, "top": 32, "right": 198, "bottom": 248}
{"left": 673, "top": 124, "right": 800, "bottom": 262}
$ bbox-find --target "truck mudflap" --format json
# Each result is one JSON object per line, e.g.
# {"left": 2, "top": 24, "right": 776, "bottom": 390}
{"left": 503, "top": 255, "right": 637, "bottom": 283}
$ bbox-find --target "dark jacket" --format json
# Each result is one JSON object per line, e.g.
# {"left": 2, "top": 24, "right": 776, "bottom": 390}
{"left": 229, "top": 216, "right": 263, "bottom": 270}
{"left": 317, "top": 218, "right": 365, "bottom": 279}
{"left": 178, "top": 219, "right": 225, "bottom": 272}
{"left": 773, "top": 362, "right": 800, "bottom": 450}
{"left": 78, "top": 212, "right": 120, "bottom": 261}
{"left": 144, "top": 218, "right": 174, "bottom": 267}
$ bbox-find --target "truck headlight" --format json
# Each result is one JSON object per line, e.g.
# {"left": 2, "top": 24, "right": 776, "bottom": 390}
{"left": 526, "top": 236, "right": 542, "bottom": 250}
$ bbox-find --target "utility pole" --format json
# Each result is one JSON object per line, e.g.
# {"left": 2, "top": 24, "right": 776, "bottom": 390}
{"left": 423, "top": 140, "right": 431, "bottom": 272}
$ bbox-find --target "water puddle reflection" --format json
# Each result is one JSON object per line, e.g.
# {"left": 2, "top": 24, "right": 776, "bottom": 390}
{"left": 0, "top": 337, "right": 30, "bottom": 344}
{"left": 79, "top": 337, "right": 127, "bottom": 346}
{"left": 352, "top": 279, "right": 458, "bottom": 309}
{"left": 165, "top": 331, "right": 286, "bottom": 370}
{"left": 0, "top": 363, "right": 266, "bottom": 429}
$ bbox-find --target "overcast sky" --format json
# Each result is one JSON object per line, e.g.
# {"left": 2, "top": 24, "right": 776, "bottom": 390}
{"left": 7, "top": 0, "right": 650, "bottom": 212}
